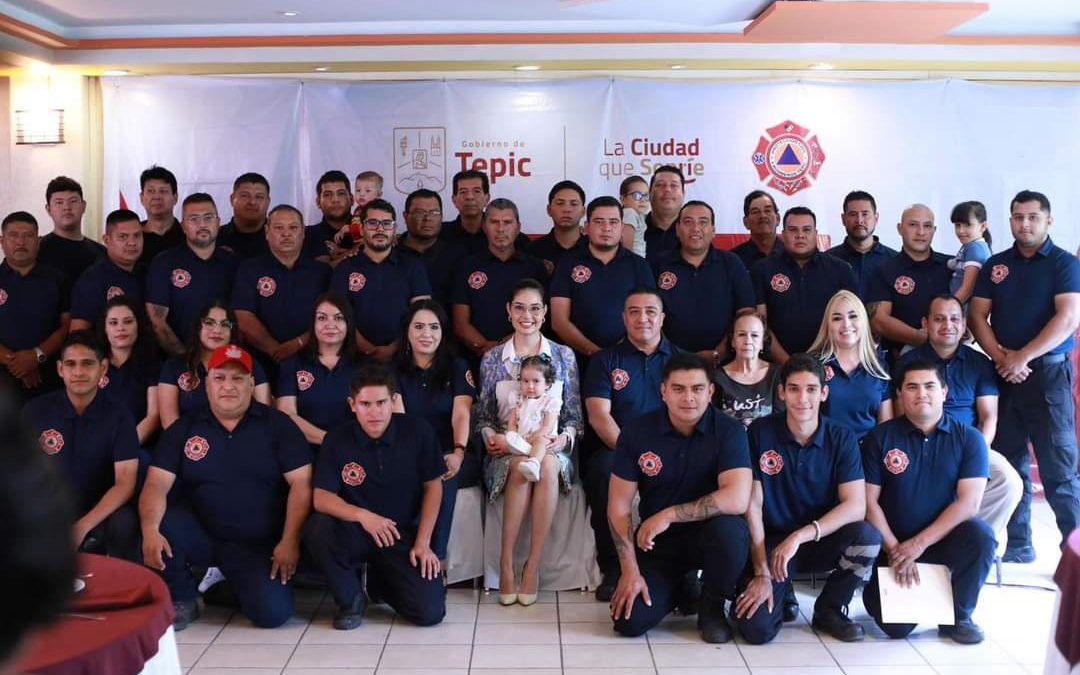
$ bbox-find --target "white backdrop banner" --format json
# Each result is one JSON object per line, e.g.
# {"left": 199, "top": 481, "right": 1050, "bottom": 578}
{"left": 102, "top": 76, "right": 1080, "bottom": 253}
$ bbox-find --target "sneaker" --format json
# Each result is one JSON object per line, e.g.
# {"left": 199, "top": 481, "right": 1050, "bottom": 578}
{"left": 594, "top": 573, "right": 619, "bottom": 602}
{"left": 1002, "top": 545, "right": 1036, "bottom": 563}
{"left": 197, "top": 566, "right": 226, "bottom": 593}
{"left": 172, "top": 599, "right": 200, "bottom": 632}
{"left": 812, "top": 605, "right": 865, "bottom": 642}
{"left": 517, "top": 457, "right": 541, "bottom": 482}
{"left": 506, "top": 431, "right": 532, "bottom": 455}
{"left": 698, "top": 602, "right": 732, "bottom": 643}
{"left": 940, "top": 619, "right": 984, "bottom": 644}
{"left": 782, "top": 584, "right": 800, "bottom": 622}
{"left": 333, "top": 593, "right": 368, "bottom": 630}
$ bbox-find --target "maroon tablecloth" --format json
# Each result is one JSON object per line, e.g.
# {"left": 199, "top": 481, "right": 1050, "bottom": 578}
{"left": 16, "top": 554, "right": 174, "bottom": 675}
{"left": 1054, "top": 528, "right": 1080, "bottom": 668}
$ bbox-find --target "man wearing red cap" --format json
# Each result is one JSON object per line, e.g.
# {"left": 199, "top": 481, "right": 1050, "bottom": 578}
{"left": 140, "top": 344, "right": 313, "bottom": 630}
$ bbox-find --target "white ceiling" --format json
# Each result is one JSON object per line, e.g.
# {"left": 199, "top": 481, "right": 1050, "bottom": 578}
{"left": 2, "top": 0, "right": 1078, "bottom": 39}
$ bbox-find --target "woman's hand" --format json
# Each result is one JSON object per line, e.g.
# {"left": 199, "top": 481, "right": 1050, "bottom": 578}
{"left": 544, "top": 432, "right": 569, "bottom": 454}
{"left": 486, "top": 433, "right": 510, "bottom": 457}
{"left": 443, "top": 451, "right": 463, "bottom": 480}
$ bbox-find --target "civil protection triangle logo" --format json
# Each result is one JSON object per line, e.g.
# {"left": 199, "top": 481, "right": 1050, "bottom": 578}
{"left": 751, "top": 120, "right": 826, "bottom": 196}
{"left": 393, "top": 126, "right": 447, "bottom": 194}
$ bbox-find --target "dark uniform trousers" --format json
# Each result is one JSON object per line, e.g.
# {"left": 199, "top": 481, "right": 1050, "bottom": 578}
{"left": 160, "top": 504, "right": 294, "bottom": 628}
{"left": 432, "top": 451, "right": 480, "bottom": 559}
{"left": 584, "top": 446, "right": 618, "bottom": 579}
{"left": 80, "top": 502, "right": 141, "bottom": 563}
{"left": 303, "top": 513, "right": 446, "bottom": 626}
{"left": 613, "top": 514, "right": 749, "bottom": 637}
{"left": 735, "top": 521, "right": 882, "bottom": 644}
{"left": 863, "top": 518, "right": 995, "bottom": 639}
{"left": 993, "top": 355, "right": 1080, "bottom": 546}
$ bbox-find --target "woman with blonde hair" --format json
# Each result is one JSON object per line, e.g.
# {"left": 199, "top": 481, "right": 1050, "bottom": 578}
{"left": 808, "top": 290, "right": 891, "bottom": 438}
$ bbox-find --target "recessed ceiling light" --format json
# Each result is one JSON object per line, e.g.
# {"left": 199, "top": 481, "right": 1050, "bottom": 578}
{"left": 314, "top": 66, "right": 329, "bottom": 72}
{"left": 103, "top": 69, "right": 130, "bottom": 76}
{"left": 669, "top": 64, "right": 687, "bottom": 70}
{"left": 809, "top": 62, "right": 834, "bottom": 70}
{"left": 514, "top": 65, "right": 540, "bottom": 71}
{"left": 278, "top": 10, "right": 299, "bottom": 17}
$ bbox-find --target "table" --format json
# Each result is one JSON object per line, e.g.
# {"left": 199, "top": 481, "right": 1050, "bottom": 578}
{"left": 1047, "top": 528, "right": 1080, "bottom": 675}
{"left": 15, "top": 553, "right": 180, "bottom": 675}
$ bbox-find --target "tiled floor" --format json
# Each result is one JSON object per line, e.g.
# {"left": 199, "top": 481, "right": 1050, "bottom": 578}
{"left": 177, "top": 502, "right": 1064, "bottom": 675}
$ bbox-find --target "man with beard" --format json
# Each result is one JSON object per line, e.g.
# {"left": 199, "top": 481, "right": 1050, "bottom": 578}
{"left": 527, "top": 180, "right": 588, "bottom": 277}
{"left": 868, "top": 204, "right": 952, "bottom": 358}
{"left": 753, "top": 207, "right": 856, "bottom": 363}
{"left": 441, "top": 170, "right": 529, "bottom": 254}
{"left": 398, "top": 189, "right": 465, "bottom": 309}
{"left": 39, "top": 176, "right": 105, "bottom": 285}
{"left": 551, "top": 197, "right": 656, "bottom": 359}
{"left": 643, "top": 166, "right": 685, "bottom": 264}
{"left": 233, "top": 205, "right": 331, "bottom": 367}
{"left": 146, "top": 193, "right": 238, "bottom": 356}
{"left": 138, "top": 165, "right": 184, "bottom": 265}
{"left": 651, "top": 201, "right": 755, "bottom": 363}
{"left": 452, "top": 199, "right": 548, "bottom": 359}
{"left": 732, "top": 191, "right": 784, "bottom": 271}
{"left": 70, "top": 209, "right": 146, "bottom": 331}
{"left": 218, "top": 173, "right": 271, "bottom": 260}
{"left": 828, "top": 191, "right": 897, "bottom": 301}
{"left": 331, "top": 199, "right": 431, "bottom": 363}
{"left": 304, "top": 170, "right": 356, "bottom": 264}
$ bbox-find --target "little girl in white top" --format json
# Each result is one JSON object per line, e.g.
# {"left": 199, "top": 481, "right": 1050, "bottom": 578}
{"left": 504, "top": 355, "right": 562, "bottom": 482}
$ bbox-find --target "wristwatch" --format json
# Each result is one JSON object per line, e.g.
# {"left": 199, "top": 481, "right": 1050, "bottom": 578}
{"left": 33, "top": 347, "right": 46, "bottom": 364}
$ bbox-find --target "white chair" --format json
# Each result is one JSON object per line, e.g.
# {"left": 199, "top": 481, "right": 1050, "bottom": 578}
{"left": 483, "top": 483, "right": 601, "bottom": 592}
{"left": 445, "top": 485, "right": 485, "bottom": 585}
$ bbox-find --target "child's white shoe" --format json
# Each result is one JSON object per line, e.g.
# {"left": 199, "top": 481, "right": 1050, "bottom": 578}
{"left": 517, "top": 457, "right": 542, "bottom": 482}
{"left": 506, "top": 431, "right": 532, "bottom": 455}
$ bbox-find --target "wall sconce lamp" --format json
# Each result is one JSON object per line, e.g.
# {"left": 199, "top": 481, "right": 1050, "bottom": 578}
{"left": 15, "top": 108, "right": 65, "bottom": 145}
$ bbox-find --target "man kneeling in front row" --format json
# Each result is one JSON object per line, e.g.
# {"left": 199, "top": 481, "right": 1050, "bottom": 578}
{"left": 862, "top": 358, "right": 995, "bottom": 644}
{"left": 608, "top": 353, "right": 751, "bottom": 642}
{"left": 304, "top": 364, "right": 446, "bottom": 629}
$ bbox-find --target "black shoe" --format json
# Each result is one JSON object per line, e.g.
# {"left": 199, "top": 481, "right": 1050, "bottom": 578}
{"left": 675, "top": 571, "right": 702, "bottom": 616}
{"left": 782, "top": 585, "right": 799, "bottom": 622}
{"left": 812, "top": 606, "right": 865, "bottom": 642}
{"left": 698, "top": 602, "right": 733, "bottom": 644}
{"left": 940, "top": 619, "right": 984, "bottom": 644}
{"left": 172, "top": 599, "right": 200, "bottom": 632}
{"left": 1002, "top": 545, "right": 1036, "bottom": 563}
{"left": 594, "top": 573, "right": 618, "bottom": 602}
{"left": 202, "top": 579, "right": 239, "bottom": 608}
{"left": 332, "top": 593, "right": 367, "bottom": 631}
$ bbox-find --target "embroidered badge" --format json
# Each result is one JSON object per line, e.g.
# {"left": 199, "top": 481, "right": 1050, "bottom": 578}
{"left": 39, "top": 429, "right": 64, "bottom": 455}
{"left": 177, "top": 372, "right": 200, "bottom": 392}
{"left": 171, "top": 269, "right": 192, "bottom": 289}
{"left": 571, "top": 265, "right": 592, "bottom": 283}
{"left": 884, "top": 448, "right": 910, "bottom": 475}
{"left": 894, "top": 275, "right": 915, "bottom": 296}
{"left": 759, "top": 449, "right": 784, "bottom": 476}
{"left": 106, "top": 286, "right": 125, "bottom": 300}
{"left": 468, "top": 271, "right": 488, "bottom": 290}
{"left": 770, "top": 273, "right": 791, "bottom": 293}
{"left": 611, "top": 368, "right": 630, "bottom": 391}
{"left": 658, "top": 272, "right": 678, "bottom": 290}
{"left": 638, "top": 452, "right": 663, "bottom": 477}
{"left": 257, "top": 276, "right": 277, "bottom": 297}
{"left": 342, "top": 462, "right": 366, "bottom": 486}
{"left": 991, "top": 264, "right": 1009, "bottom": 284}
{"left": 296, "top": 370, "right": 314, "bottom": 391}
{"left": 348, "top": 272, "right": 366, "bottom": 292}
{"left": 184, "top": 435, "right": 210, "bottom": 461}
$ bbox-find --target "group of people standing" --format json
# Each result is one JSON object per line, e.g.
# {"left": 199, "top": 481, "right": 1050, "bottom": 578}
{"left": 3, "top": 162, "right": 1078, "bottom": 649}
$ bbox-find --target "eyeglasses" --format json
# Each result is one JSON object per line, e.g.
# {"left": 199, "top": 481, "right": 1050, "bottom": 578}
{"left": 201, "top": 318, "right": 234, "bottom": 330}
{"left": 622, "top": 190, "right": 648, "bottom": 201}
{"left": 185, "top": 214, "right": 219, "bottom": 225}
{"left": 363, "top": 219, "right": 396, "bottom": 231}
{"left": 510, "top": 303, "right": 545, "bottom": 315}
{"left": 410, "top": 209, "right": 442, "bottom": 219}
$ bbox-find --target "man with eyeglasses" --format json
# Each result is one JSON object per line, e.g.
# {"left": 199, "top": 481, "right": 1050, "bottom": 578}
{"left": 441, "top": 170, "right": 529, "bottom": 255}
{"left": 527, "top": 180, "right": 588, "bottom": 277}
{"left": 969, "top": 189, "right": 1080, "bottom": 563}
{"left": 398, "top": 188, "right": 465, "bottom": 309}
{"left": 233, "top": 204, "right": 331, "bottom": 369}
{"left": 304, "top": 170, "right": 356, "bottom": 265}
{"left": 146, "top": 193, "right": 238, "bottom": 356}
{"left": 732, "top": 191, "right": 785, "bottom": 271}
{"left": 643, "top": 166, "right": 686, "bottom": 265}
{"left": 218, "top": 172, "right": 271, "bottom": 260}
{"left": 551, "top": 197, "right": 656, "bottom": 360}
{"left": 331, "top": 199, "right": 431, "bottom": 363}
{"left": 451, "top": 198, "right": 548, "bottom": 359}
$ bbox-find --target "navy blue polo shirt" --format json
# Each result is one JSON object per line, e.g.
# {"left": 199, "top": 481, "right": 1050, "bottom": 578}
{"left": 752, "top": 251, "right": 857, "bottom": 354}
{"left": 316, "top": 413, "right": 445, "bottom": 529}
{"left": 973, "top": 237, "right": 1080, "bottom": 355}
{"left": 301, "top": 219, "right": 343, "bottom": 260}
{"left": 159, "top": 357, "right": 269, "bottom": 417}
{"left": 232, "top": 252, "right": 331, "bottom": 343}
{"left": 440, "top": 217, "right": 531, "bottom": 255}
{"left": 894, "top": 344, "right": 997, "bottom": 427}
{"left": 330, "top": 249, "right": 431, "bottom": 347}
{"left": 731, "top": 237, "right": 784, "bottom": 272}
{"left": 652, "top": 248, "right": 755, "bottom": 352}
{"left": 394, "top": 357, "right": 475, "bottom": 452}
{"left": 99, "top": 356, "right": 159, "bottom": 426}
{"left": 821, "top": 357, "right": 891, "bottom": 439}
{"left": 643, "top": 213, "right": 680, "bottom": 265}
{"left": 398, "top": 236, "right": 468, "bottom": 310}
{"left": 583, "top": 337, "right": 677, "bottom": 435}
{"left": 867, "top": 250, "right": 952, "bottom": 336}
{"left": 0, "top": 261, "right": 68, "bottom": 351}
{"left": 550, "top": 246, "right": 656, "bottom": 349}
{"left": 217, "top": 219, "right": 269, "bottom": 260}
{"left": 277, "top": 353, "right": 363, "bottom": 434}
{"left": 526, "top": 230, "right": 588, "bottom": 277}
{"left": 70, "top": 258, "right": 145, "bottom": 324}
{"left": 612, "top": 406, "right": 750, "bottom": 521}
{"left": 22, "top": 389, "right": 140, "bottom": 514}
{"left": 145, "top": 245, "right": 238, "bottom": 344}
{"left": 38, "top": 233, "right": 105, "bottom": 285}
{"left": 748, "top": 413, "right": 863, "bottom": 536}
{"left": 451, "top": 249, "right": 549, "bottom": 342}
{"left": 154, "top": 402, "right": 311, "bottom": 543}
{"left": 827, "top": 237, "right": 898, "bottom": 301}
{"left": 139, "top": 218, "right": 183, "bottom": 267}
{"left": 862, "top": 414, "right": 989, "bottom": 541}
